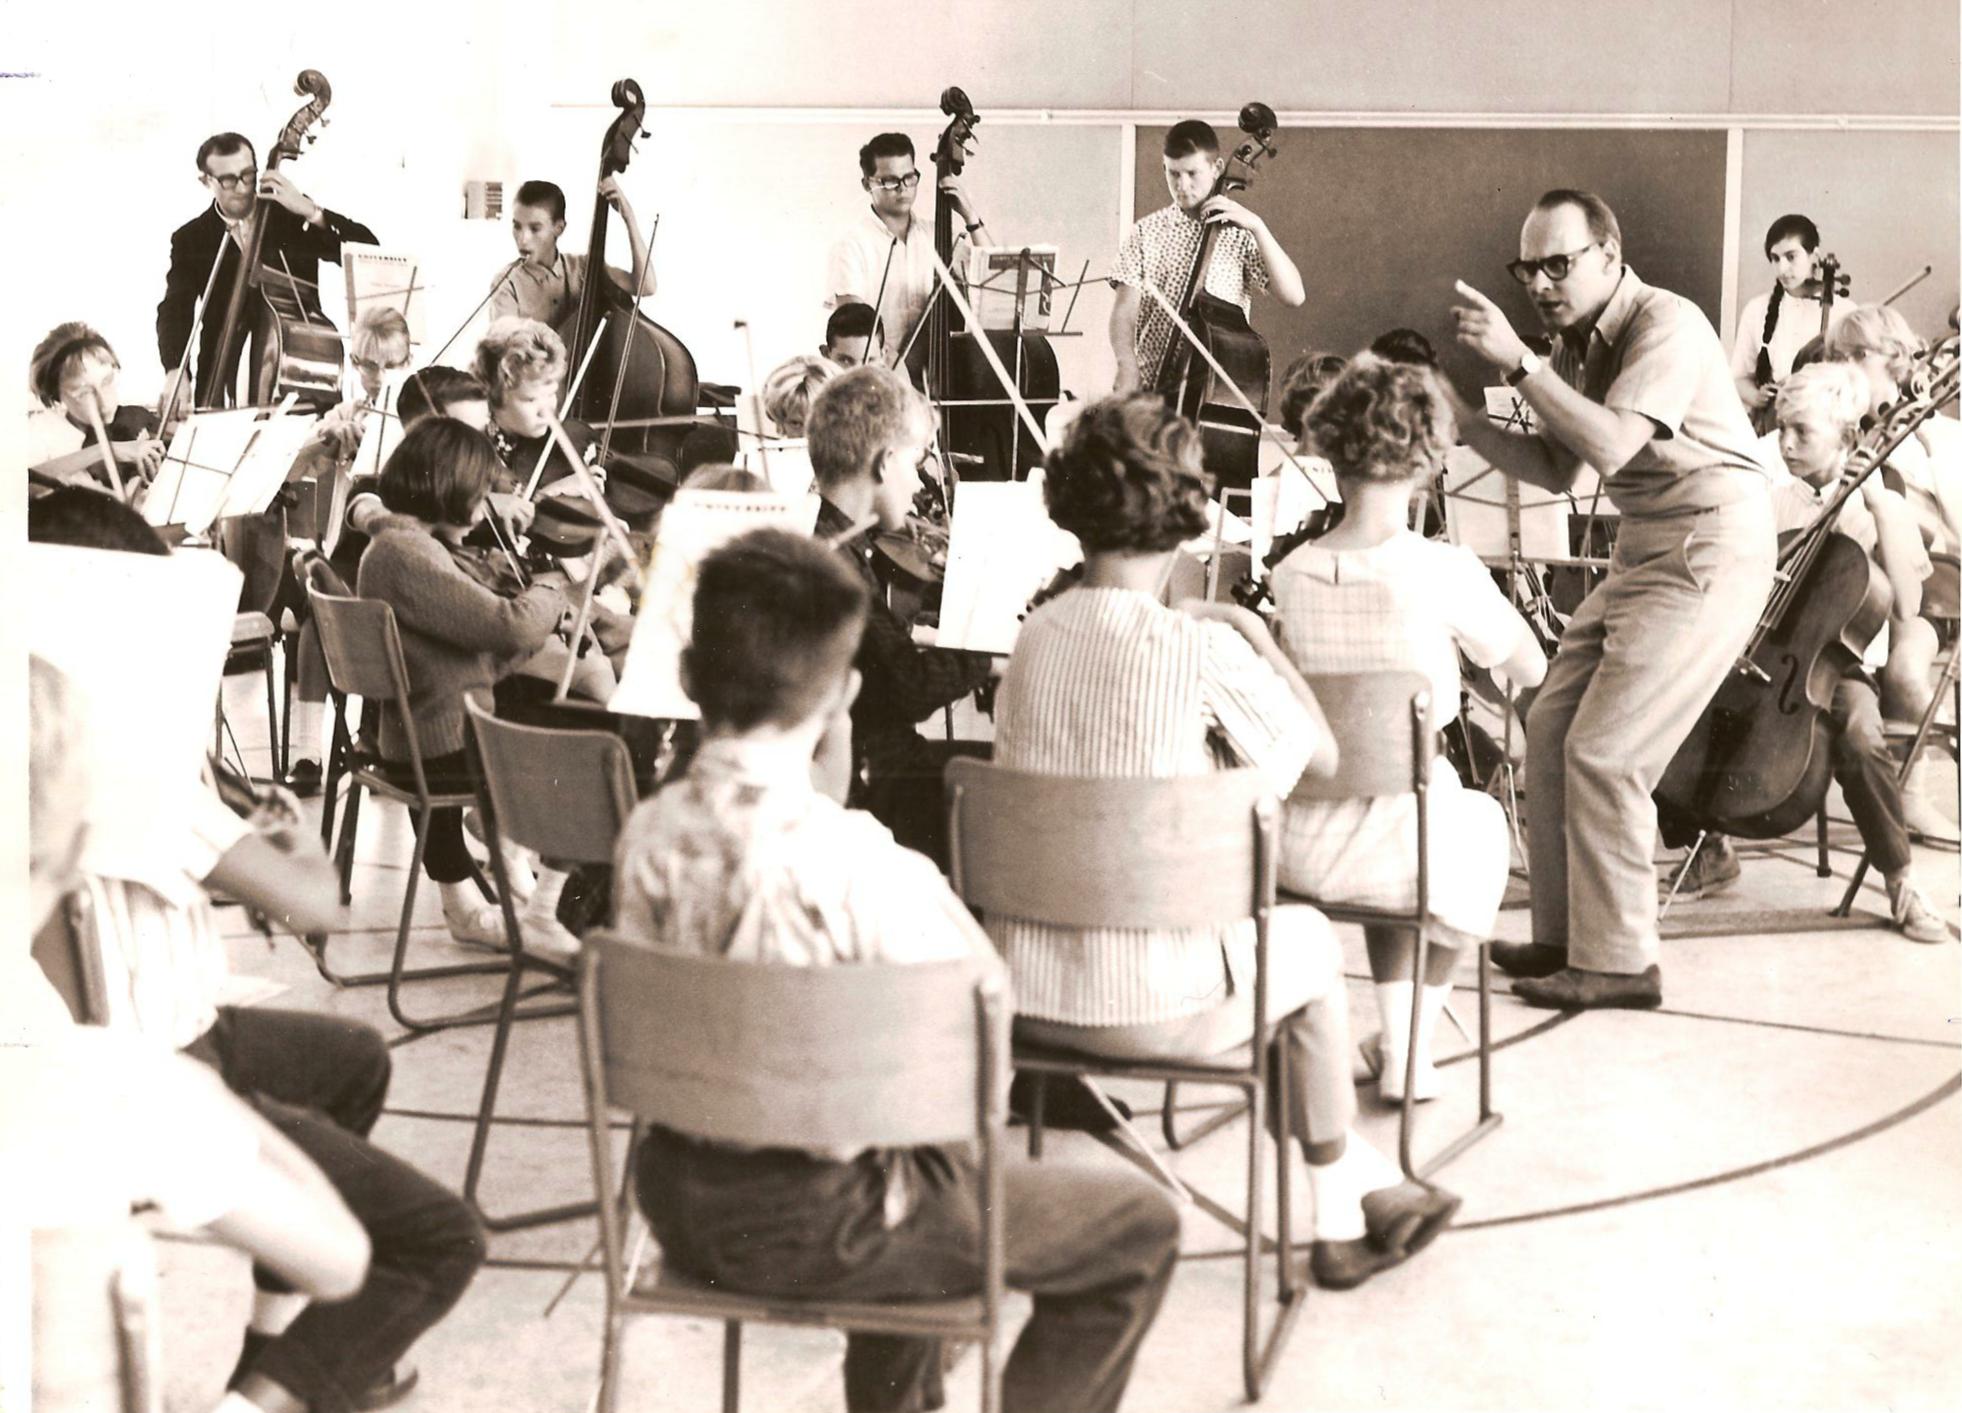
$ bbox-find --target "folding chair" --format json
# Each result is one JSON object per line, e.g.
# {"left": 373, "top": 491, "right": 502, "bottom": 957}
{"left": 460, "top": 697, "right": 636, "bottom": 1231}
{"left": 576, "top": 935, "right": 1008, "bottom": 1413}
{"left": 944, "top": 760, "right": 1302, "bottom": 1402}
{"left": 1281, "top": 671, "right": 1500, "bottom": 1183}
{"left": 308, "top": 589, "right": 507, "bottom": 1031}
{"left": 295, "top": 549, "right": 360, "bottom": 889}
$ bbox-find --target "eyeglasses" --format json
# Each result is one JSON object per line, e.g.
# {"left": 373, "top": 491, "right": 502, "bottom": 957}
{"left": 1507, "top": 243, "right": 1600, "bottom": 285}
{"left": 352, "top": 356, "right": 410, "bottom": 377}
{"left": 203, "top": 167, "right": 259, "bottom": 192}
{"left": 865, "top": 171, "right": 922, "bottom": 193}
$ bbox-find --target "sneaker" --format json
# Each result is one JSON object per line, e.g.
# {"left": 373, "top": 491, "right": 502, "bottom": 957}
{"left": 1889, "top": 879, "right": 1953, "bottom": 945}
{"left": 1659, "top": 836, "right": 1741, "bottom": 901}
{"left": 1358, "top": 1033, "right": 1440, "bottom": 1104}
{"left": 520, "top": 908, "right": 582, "bottom": 962}
{"left": 443, "top": 898, "right": 512, "bottom": 952}
{"left": 497, "top": 843, "right": 538, "bottom": 903}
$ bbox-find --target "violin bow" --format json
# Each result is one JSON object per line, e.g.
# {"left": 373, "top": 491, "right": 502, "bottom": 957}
{"left": 83, "top": 392, "right": 128, "bottom": 501}
{"left": 734, "top": 318, "right": 771, "bottom": 482}
{"left": 543, "top": 410, "right": 642, "bottom": 584}
{"left": 596, "top": 212, "right": 661, "bottom": 467}
{"left": 523, "top": 328, "right": 607, "bottom": 502}
{"left": 158, "top": 239, "right": 234, "bottom": 429}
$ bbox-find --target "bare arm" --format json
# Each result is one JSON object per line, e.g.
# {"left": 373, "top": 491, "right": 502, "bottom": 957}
{"left": 1187, "top": 601, "right": 1339, "bottom": 779}
{"left": 1109, "top": 286, "right": 1141, "bottom": 392}
{"left": 206, "top": 1103, "right": 371, "bottom": 1300}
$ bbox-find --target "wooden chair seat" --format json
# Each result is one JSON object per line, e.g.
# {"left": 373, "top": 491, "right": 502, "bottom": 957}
{"left": 632, "top": 1263, "right": 987, "bottom": 1334}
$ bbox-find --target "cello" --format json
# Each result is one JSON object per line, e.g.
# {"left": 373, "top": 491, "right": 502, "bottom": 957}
{"left": 910, "top": 86, "right": 1059, "bottom": 481}
{"left": 1657, "top": 335, "right": 1959, "bottom": 838}
{"left": 205, "top": 70, "right": 346, "bottom": 413}
{"left": 1153, "top": 103, "right": 1280, "bottom": 490}
{"left": 558, "top": 79, "right": 707, "bottom": 491}
{"left": 1750, "top": 251, "right": 1851, "bottom": 434}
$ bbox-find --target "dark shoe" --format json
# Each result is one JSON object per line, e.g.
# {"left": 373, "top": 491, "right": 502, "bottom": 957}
{"left": 287, "top": 757, "right": 322, "bottom": 798}
{"left": 1361, "top": 1181, "right": 1462, "bottom": 1255}
{"left": 1514, "top": 965, "right": 1662, "bottom": 1012}
{"left": 1007, "top": 1072, "right": 1132, "bottom": 1134}
{"left": 1489, "top": 941, "right": 1568, "bottom": 979}
{"left": 1658, "top": 836, "right": 1740, "bottom": 900}
{"left": 354, "top": 1365, "right": 421, "bottom": 1411}
{"left": 1309, "top": 1237, "right": 1409, "bottom": 1290}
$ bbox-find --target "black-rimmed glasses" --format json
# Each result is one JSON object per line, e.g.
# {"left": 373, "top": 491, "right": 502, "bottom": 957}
{"left": 1507, "top": 243, "right": 1599, "bottom": 285}
{"left": 865, "top": 171, "right": 923, "bottom": 193}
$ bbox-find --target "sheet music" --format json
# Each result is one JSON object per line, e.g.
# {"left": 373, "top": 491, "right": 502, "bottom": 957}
{"left": 935, "top": 480, "right": 1082, "bottom": 655}
{"left": 1442, "top": 445, "right": 1570, "bottom": 561}
{"left": 1250, "top": 455, "right": 1335, "bottom": 576}
{"left": 143, "top": 409, "right": 320, "bottom": 533}
{"left": 27, "top": 545, "right": 243, "bottom": 897}
{"left": 608, "top": 489, "right": 822, "bottom": 720}
{"left": 342, "top": 249, "right": 428, "bottom": 344}
{"left": 741, "top": 438, "right": 817, "bottom": 501}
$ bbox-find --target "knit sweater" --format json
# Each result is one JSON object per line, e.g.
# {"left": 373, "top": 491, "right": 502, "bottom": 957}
{"left": 355, "top": 515, "right": 567, "bottom": 759}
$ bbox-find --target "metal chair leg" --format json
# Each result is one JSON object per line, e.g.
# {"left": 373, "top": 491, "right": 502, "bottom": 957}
{"left": 721, "top": 1322, "right": 741, "bottom": 1413}
{"left": 383, "top": 817, "right": 518, "bottom": 1032}
{"left": 1161, "top": 1080, "right": 1249, "bottom": 1152}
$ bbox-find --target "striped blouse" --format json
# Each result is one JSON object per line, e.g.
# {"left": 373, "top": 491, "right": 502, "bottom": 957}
{"left": 988, "top": 587, "right": 1320, "bottom": 1025}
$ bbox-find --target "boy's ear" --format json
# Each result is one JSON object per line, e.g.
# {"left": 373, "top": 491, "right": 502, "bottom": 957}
{"left": 839, "top": 666, "right": 863, "bottom": 713}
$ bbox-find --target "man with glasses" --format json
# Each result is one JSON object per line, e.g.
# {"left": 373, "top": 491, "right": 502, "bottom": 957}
{"left": 825, "top": 132, "right": 990, "bottom": 364}
{"left": 1445, "top": 188, "right": 1775, "bottom": 1011}
{"left": 158, "top": 131, "right": 377, "bottom": 410}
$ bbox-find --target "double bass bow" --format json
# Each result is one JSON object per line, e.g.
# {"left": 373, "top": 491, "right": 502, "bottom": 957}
{"left": 205, "top": 70, "right": 345, "bottom": 413}
{"left": 1657, "top": 334, "right": 1960, "bottom": 838}
{"left": 1152, "top": 102, "right": 1281, "bottom": 490}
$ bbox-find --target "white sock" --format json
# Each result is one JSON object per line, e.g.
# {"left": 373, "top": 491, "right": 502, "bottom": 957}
{"left": 213, "top": 1394, "right": 268, "bottom": 1413}
{"left": 249, "top": 1290, "right": 308, "bottom": 1336}
{"left": 1374, "top": 980, "right": 1416, "bottom": 1083}
{"left": 1306, "top": 1133, "right": 1403, "bottom": 1240}
{"left": 439, "top": 880, "right": 489, "bottom": 921}
{"left": 1414, "top": 982, "right": 1453, "bottom": 1076}
{"left": 288, "top": 698, "right": 324, "bottom": 762}
{"left": 522, "top": 867, "right": 570, "bottom": 922}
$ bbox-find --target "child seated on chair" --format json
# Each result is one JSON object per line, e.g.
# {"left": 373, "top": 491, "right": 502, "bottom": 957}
{"left": 1269, "top": 355, "right": 1547, "bottom": 1103}
{"left": 613, "top": 527, "right": 1181, "bottom": 1413}
{"left": 990, "top": 393, "right": 1460, "bottom": 1290}
{"left": 26, "top": 322, "right": 166, "bottom": 494}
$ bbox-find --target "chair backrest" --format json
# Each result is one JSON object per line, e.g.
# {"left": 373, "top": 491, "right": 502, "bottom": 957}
{"left": 310, "top": 590, "right": 411, "bottom": 706}
{"left": 943, "top": 760, "right": 1274, "bottom": 931}
{"left": 1287, "top": 671, "right": 1433, "bottom": 802}
{"left": 31, "top": 894, "right": 108, "bottom": 1026}
{"left": 300, "top": 548, "right": 353, "bottom": 599}
{"left": 579, "top": 932, "right": 1004, "bottom": 1152}
{"left": 464, "top": 697, "right": 636, "bottom": 866}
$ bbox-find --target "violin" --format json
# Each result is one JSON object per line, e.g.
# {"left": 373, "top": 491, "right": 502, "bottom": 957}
{"left": 909, "top": 86, "right": 1059, "bottom": 481}
{"left": 206, "top": 70, "right": 345, "bottom": 413}
{"left": 1153, "top": 102, "right": 1280, "bottom": 491}
{"left": 1657, "top": 335, "right": 1959, "bottom": 837}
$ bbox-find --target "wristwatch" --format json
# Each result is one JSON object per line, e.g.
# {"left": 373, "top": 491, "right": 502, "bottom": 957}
{"left": 1505, "top": 350, "right": 1541, "bottom": 387}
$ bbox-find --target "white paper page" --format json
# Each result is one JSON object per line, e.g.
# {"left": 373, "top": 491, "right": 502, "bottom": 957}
{"left": 342, "top": 249, "right": 428, "bottom": 345}
{"left": 28, "top": 545, "right": 242, "bottom": 896}
{"left": 145, "top": 410, "right": 319, "bottom": 533}
{"left": 742, "top": 438, "right": 816, "bottom": 501}
{"left": 1442, "top": 445, "right": 1570, "bottom": 562}
{"left": 1250, "top": 455, "right": 1336, "bottom": 577}
{"left": 935, "top": 480, "right": 1082, "bottom": 655}
{"left": 215, "top": 414, "right": 320, "bottom": 522}
{"left": 608, "top": 490, "right": 821, "bottom": 720}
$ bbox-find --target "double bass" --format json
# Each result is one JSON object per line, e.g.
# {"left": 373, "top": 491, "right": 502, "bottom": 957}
{"left": 205, "top": 70, "right": 346, "bottom": 413}
{"left": 911, "top": 86, "right": 1059, "bottom": 481}
{"left": 558, "top": 79, "right": 706, "bottom": 493}
{"left": 1153, "top": 103, "right": 1280, "bottom": 490}
{"left": 1658, "top": 335, "right": 1959, "bottom": 837}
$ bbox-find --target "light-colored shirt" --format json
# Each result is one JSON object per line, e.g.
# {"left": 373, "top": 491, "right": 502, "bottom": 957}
{"left": 1111, "top": 204, "right": 1269, "bottom": 386}
{"left": 1768, "top": 469, "right": 1930, "bottom": 672}
{"left": 1730, "top": 288, "right": 1850, "bottom": 385}
{"left": 488, "top": 252, "right": 589, "bottom": 327}
{"left": 824, "top": 209, "right": 947, "bottom": 352}
{"left": 1549, "top": 267, "right": 1767, "bottom": 517}
{"left": 988, "top": 586, "right": 1318, "bottom": 1025}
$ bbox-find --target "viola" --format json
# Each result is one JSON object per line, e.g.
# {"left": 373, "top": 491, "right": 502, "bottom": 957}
{"left": 1152, "top": 103, "right": 1280, "bottom": 490}
{"left": 206, "top": 70, "right": 344, "bottom": 413}
{"left": 909, "top": 86, "right": 1059, "bottom": 481}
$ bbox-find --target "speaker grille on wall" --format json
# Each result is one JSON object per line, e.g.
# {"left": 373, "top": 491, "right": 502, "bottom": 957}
{"left": 463, "top": 180, "right": 504, "bottom": 221}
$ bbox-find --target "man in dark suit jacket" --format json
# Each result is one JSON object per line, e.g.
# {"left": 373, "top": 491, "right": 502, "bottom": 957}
{"left": 157, "top": 131, "right": 378, "bottom": 409}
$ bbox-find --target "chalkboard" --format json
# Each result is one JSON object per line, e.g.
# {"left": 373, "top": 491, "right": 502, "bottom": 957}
{"left": 1133, "top": 126, "right": 1730, "bottom": 391}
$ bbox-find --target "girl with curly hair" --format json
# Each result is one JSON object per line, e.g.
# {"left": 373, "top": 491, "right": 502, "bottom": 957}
{"left": 989, "top": 392, "right": 1462, "bottom": 1291}
{"left": 1272, "top": 354, "right": 1547, "bottom": 1102}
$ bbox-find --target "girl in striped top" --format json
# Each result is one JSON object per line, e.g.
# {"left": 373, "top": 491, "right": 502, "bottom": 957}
{"left": 1271, "top": 355, "right": 1546, "bottom": 1102}
{"left": 991, "top": 394, "right": 1460, "bottom": 1289}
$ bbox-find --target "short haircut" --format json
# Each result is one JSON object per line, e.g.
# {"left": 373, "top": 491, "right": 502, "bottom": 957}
{"left": 377, "top": 418, "right": 500, "bottom": 525}
{"left": 350, "top": 305, "right": 411, "bottom": 362}
{"left": 679, "top": 423, "right": 741, "bottom": 476}
{"left": 513, "top": 179, "right": 567, "bottom": 223}
{"left": 807, "top": 364, "right": 924, "bottom": 492}
{"left": 473, "top": 317, "right": 567, "bottom": 407}
{"left": 1827, "top": 303, "right": 1921, "bottom": 384}
{"left": 28, "top": 485, "right": 170, "bottom": 554}
{"left": 30, "top": 655, "right": 86, "bottom": 887}
{"left": 29, "top": 321, "right": 117, "bottom": 407}
{"left": 1277, "top": 351, "right": 1349, "bottom": 437}
{"left": 762, "top": 354, "right": 841, "bottom": 437}
{"left": 825, "top": 301, "right": 882, "bottom": 348}
{"left": 397, "top": 366, "right": 489, "bottom": 426}
{"left": 1368, "top": 328, "right": 1439, "bottom": 369}
{"left": 1535, "top": 189, "right": 1622, "bottom": 252}
{"left": 682, "top": 464, "right": 770, "bottom": 494}
{"left": 1304, "top": 353, "right": 1452, "bottom": 485}
{"left": 1042, "top": 394, "right": 1210, "bottom": 553}
{"left": 196, "top": 132, "right": 254, "bottom": 172}
{"left": 1163, "top": 120, "right": 1221, "bottom": 160}
{"left": 1775, "top": 361, "right": 1870, "bottom": 444}
{"left": 1764, "top": 213, "right": 1820, "bottom": 257}
{"left": 686, "top": 527, "right": 869, "bottom": 730}
{"left": 858, "top": 132, "right": 915, "bottom": 176}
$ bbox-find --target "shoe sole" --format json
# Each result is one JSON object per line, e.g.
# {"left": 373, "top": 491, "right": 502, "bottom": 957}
{"left": 1516, "top": 988, "right": 1663, "bottom": 1012}
{"left": 1361, "top": 1190, "right": 1463, "bottom": 1257}
{"left": 1310, "top": 1244, "right": 1411, "bottom": 1291}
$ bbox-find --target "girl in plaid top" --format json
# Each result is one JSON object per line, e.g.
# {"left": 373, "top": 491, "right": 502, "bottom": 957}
{"left": 1271, "top": 355, "right": 1546, "bottom": 1102}
{"left": 993, "top": 395, "right": 1460, "bottom": 1289}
